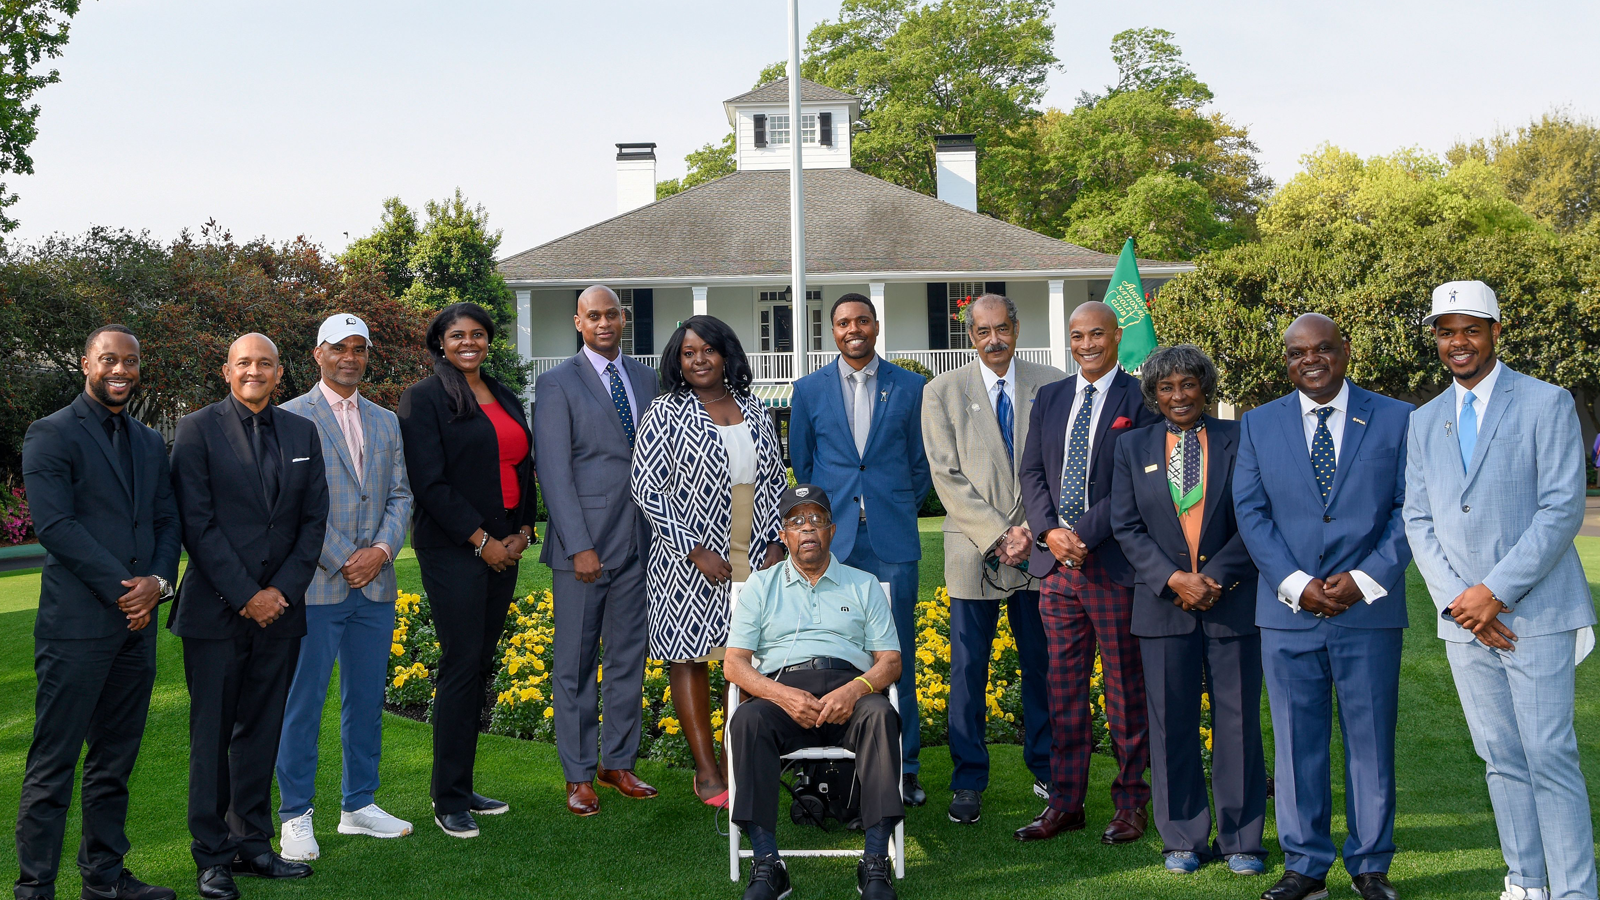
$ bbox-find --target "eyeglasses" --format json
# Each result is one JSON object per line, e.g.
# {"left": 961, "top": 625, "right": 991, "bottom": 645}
{"left": 782, "top": 513, "right": 832, "bottom": 529}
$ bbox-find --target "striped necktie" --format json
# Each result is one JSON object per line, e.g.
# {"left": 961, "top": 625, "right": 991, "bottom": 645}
{"left": 995, "top": 378, "right": 1014, "bottom": 464}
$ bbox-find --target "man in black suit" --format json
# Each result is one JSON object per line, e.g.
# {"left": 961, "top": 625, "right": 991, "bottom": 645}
{"left": 168, "top": 333, "right": 328, "bottom": 900}
{"left": 17, "top": 325, "right": 180, "bottom": 900}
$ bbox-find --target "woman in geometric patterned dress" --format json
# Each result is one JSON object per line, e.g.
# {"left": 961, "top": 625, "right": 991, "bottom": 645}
{"left": 631, "top": 315, "right": 787, "bottom": 805}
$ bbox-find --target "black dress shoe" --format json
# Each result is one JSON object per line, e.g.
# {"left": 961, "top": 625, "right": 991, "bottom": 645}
{"left": 948, "top": 789, "right": 981, "bottom": 824}
{"left": 196, "top": 866, "right": 238, "bottom": 900}
{"left": 1353, "top": 873, "right": 1399, "bottom": 900}
{"left": 900, "top": 774, "right": 925, "bottom": 807}
{"left": 743, "top": 853, "right": 791, "bottom": 900}
{"left": 1261, "top": 871, "right": 1328, "bottom": 900}
{"left": 81, "top": 869, "right": 177, "bottom": 900}
{"left": 232, "top": 851, "right": 312, "bottom": 879}
{"left": 857, "top": 853, "right": 897, "bottom": 900}
{"left": 470, "top": 792, "right": 509, "bottom": 815}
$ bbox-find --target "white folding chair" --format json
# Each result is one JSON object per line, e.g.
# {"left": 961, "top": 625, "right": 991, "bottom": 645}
{"left": 725, "top": 580, "right": 906, "bottom": 882}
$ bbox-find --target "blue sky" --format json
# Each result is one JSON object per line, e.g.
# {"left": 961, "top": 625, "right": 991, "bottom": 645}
{"left": 10, "top": 0, "right": 1597, "bottom": 257}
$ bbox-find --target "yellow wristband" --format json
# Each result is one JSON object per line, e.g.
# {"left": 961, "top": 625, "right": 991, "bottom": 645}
{"left": 854, "top": 675, "right": 876, "bottom": 693}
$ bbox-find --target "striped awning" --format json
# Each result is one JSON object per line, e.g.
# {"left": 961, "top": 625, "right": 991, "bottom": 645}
{"left": 751, "top": 384, "right": 793, "bottom": 408}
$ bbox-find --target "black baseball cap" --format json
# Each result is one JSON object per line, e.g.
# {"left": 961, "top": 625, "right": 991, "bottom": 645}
{"left": 778, "top": 484, "right": 832, "bottom": 520}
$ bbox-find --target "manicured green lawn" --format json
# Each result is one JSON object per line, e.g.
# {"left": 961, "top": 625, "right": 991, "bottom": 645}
{"left": 0, "top": 530, "right": 1594, "bottom": 898}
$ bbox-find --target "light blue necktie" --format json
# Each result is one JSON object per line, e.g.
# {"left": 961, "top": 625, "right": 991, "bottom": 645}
{"left": 995, "top": 378, "right": 1014, "bottom": 464}
{"left": 1458, "top": 390, "right": 1477, "bottom": 471}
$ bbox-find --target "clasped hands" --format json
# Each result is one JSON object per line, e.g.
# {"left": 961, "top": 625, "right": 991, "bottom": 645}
{"left": 474, "top": 528, "right": 532, "bottom": 573}
{"left": 1167, "top": 570, "right": 1222, "bottom": 612}
{"left": 773, "top": 679, "right": 871, "bottom": 729}
{"left": 1446, "top": 583, "right": 1517, "bottom": 651}
{"left": 1296, "top": 572, "right": 1367, "bottom": 618}
{"left": 1044, "top": 527, "right": 1088, "bottom": 567}
{"left": 115, "top": 576, "right": 162, "bottom": 631}
{"left": 341, "top": 547, "right": 388, "bottom": 589}
{"left": 993, "top": 525, "right": 1033, "bottom": 567}
{"left": 239, "top": 586, "right": 288, "bottom": 628}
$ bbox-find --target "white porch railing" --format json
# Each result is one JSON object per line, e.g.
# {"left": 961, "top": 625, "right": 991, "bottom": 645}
{"left": 523, "top": 347, "right": 1074, "bottom": 393}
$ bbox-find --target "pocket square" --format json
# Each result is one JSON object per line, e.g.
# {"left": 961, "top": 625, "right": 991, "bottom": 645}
{"left": 292, "top": 457, "right": 311, "bottom": 462}
{"left": 1112, "top": 416, "right": 1133, "bottom": 429}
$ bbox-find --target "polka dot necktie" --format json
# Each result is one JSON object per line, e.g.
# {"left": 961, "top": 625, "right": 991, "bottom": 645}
{"left": 1058, "top": 384, "right": 1096, "bottom": 527}
{"left": 1312, "top": 406, "right": 1336, "bottom": 504}
{"left": 607, "top": 362, "right": 635, "bottom": 449}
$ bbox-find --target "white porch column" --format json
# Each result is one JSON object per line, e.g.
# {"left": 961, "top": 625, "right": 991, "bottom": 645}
{"left": 693, "top": 285, "right": 708, "bottom": 317}
{"left": 870, "top": 281, "right": 887, "bottom": 359}
{"left": 1047, "top": 279, "right": 1067, "bottom": 372}
{"left": 515, "top": 289, "right": 533, "bottom": 402}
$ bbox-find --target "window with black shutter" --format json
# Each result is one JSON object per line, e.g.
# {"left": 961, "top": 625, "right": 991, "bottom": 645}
{"left": 754, "top": 114, "right": 767, "bottom": 148}
{"left": 927, "top": 282, "right": 949, "bottom": 350}
{"left": 985, "top": 281, "right": 1006, "bottom": 297}
{"left": 819, "top": 112, "right": 833, "bottom": 147}
{"left": 632, "top": 288, "right": 653, "bottom": 355}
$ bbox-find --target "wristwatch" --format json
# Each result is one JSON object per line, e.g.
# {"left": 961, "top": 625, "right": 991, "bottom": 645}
{"left": 154, "top": 575, "right": 173, "bottom": 600}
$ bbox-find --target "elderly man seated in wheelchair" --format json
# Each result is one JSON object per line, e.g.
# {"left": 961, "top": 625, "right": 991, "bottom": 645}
{"left": 725, "top": 484, "right": 905, "bottom": 900}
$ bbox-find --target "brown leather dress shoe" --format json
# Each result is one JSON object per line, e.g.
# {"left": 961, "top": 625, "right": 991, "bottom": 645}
{"left": 566, "top": 781, "right": 599, "bottom": 816}
{"left": 1013, "top": 806, "right": 1086, "bottom": 842}
{"left": 1101, "top": 806, "right": 1148, "bottom": 844}
{"left": 596, "top": 766, "right": 659, "bottom": 799}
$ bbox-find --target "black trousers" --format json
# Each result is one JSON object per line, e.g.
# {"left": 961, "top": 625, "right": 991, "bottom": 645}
{"left": 1141, "top": 629, "right": 1267, "bottom": 859}
{"left": 415, "top": 544, "right": 518, "bottom": 815}
{"left": 15, "top": 628, "right": 157, "bottom": 898}
{"left": 729, "top": 668, "right": 903, "bottom": 834}
{"left": 182, "top": 632, "right": 300, "bottom": 868}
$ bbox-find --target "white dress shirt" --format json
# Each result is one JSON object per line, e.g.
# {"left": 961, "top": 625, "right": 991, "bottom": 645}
{"left": 717, "top": 422, "right": 758, "bottom": 485}
{"left": 583, "top": 344, "right": 637, "bottom": 417}
{"left": 978, "top": 357, "right": 1016, "bottom": 415}
{"left": 1452, "top": 359, "right": 1502, "bottom": 432}
{"left": 317, "top": 380, "right": 392, "bottom": 562}
{"left": 1058, "top": 364, "right": 1120, "bottom": 515}
{"left": 1277, "top": 380, "right": 1386, "bottom": 612}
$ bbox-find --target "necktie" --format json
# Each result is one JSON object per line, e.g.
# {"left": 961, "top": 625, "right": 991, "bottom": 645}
{"left": 1311, "top": 406, "right": 1336, "bottom": 504}
{"left": 607, "top": 362, "right": 635, "bottom": 449}
{"left": 995, "top": 378, "right": 1014, "bottom": 464}
{"left": 1058, "top": 384, "right": 1096, "bottom": 527}
{"left": 105, "top": 413, "right": 133, "bottom": 491}
{"left": 1458, "top": 390, "right": 1477, "bottom": 471}
{"left": 851, "top": 370, "right": 871, "bottom": 458}
{"left": 251, "top": 414, "right": 280, "bottom": 507}
{"left": 1167, "top": 420, "right": 1204, "bottom": 514}
{"left": 336, "top": 399, "right": 364, "bottom": 485}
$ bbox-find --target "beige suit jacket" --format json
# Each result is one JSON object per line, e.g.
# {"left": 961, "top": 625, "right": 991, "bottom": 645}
{"left": 922, "top": 358, "right": 1067, "bottom": 599}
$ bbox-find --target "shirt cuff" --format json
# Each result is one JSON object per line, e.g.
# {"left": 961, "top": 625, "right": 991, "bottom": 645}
{"left": 373, "top": 542, "right": 394, "bottom": 562}
{"left": 1278, "top": 570, "right": 1313, "bottom": 613}
{"left": 1349, "top": 569, "right": 1387, "bottom": 604}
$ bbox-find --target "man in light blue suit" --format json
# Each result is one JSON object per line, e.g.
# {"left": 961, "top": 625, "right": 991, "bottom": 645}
{"left": 275, "top": 315, "right": 414, "bottom": 861}
{"left": 1234, "top": 314, "right": 1412, "bottom": 900}
{"left": 1403, "top": 281, "right": 1598, "bottom": 900}
{"left": 790, "top": 292, "right": 932, "bottom": 805}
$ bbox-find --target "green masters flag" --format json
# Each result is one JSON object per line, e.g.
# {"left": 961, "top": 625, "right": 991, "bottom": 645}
{"left": 1106, "top": 237, "right": 1159, "bottom": 370}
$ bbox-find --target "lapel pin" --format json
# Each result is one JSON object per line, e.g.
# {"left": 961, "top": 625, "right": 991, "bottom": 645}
{"left": 1445, "top": 421, "right": 1453, "bottom": 435}
{"left": 1144, "top": 464, "right": 1159, "bottom": 473}
{"left": 880, "top": 390, "right": 887, "bottom": 402}
{"left": 1351, "top": 417, "right": 1366, "bottom": 425}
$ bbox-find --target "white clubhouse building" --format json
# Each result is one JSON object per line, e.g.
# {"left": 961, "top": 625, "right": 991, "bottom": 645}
{"left": 499, "top": 78, "right": 1193, "bottom": 400}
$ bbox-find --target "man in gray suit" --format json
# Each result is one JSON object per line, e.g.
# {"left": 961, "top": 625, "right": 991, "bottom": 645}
{"left": 921, "top": 293, "right": 1065, "bottom": 826}
{"left": 535, "top": 284, "right": 660, "bottom": 817}
{"left": 275, "top": 314, "right": 413, "bottom": 862}
{"left": 1403, "top": 280, "right": 1598, "bottom": 900}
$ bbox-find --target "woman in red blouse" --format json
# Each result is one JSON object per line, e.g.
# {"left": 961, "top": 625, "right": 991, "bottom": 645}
{"left": 398, "top": 302, "right": 536, "bottom": 839}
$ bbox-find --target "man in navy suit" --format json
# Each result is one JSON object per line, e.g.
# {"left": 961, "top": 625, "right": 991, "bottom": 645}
{"left": 789, "top": 292, "right": 932, "bottom": 805}
{"left": 1017, "top": 301, "right": 1159, "bottom": 843}
{"left": 1233, "top": 314, "right": 1412, "bottom": 900}
{"left": 17, "top": 325, "right": 180, "bottom": 900}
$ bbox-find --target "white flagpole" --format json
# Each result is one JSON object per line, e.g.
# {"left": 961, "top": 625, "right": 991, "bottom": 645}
{"left": 787, "top": 0, "right": 808, "bottom": 382}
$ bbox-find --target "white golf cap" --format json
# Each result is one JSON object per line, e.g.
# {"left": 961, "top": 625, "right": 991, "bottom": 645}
{"left": 317, "top": 313, "right": 372, "bottom": 347}
{"left": 1423, "top": 280, "right": 1499, "bottom": 326}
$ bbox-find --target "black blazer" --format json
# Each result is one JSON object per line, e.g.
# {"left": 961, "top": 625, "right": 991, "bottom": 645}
{"left": 1111, "top": 416, "right": 1257, "bottom": 638}
{"left": 1020, "top": 368, "right": 1159, "bottom": 584}
{"left": 397, "top": 372, "right": 536, "bottom": 551}
{"left": 21, "top": 394, "right": 182, "bottom": 640}
{"left": 167, "top": 398, "right": 329, "bottom": 640}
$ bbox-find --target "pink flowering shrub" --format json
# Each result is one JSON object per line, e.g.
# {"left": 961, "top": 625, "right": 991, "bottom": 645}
{"left": 1, "top": 484, "right": 31, "bottom": 545}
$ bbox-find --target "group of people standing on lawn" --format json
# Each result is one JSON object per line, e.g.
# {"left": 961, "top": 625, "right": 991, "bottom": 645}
{"left": 10, "top": 275, "right": 1597, "bottom": 900}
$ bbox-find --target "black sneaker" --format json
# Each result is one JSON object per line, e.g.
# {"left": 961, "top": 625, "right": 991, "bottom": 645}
{"left": 469, "top": 792, "right": 509, "bottom": 815}
{"left": 743, "top": 854, "right": 791, "bottom": 900}
{"left": 948, "top": 789, "right": 981, "bottom": 824}
{"left": 858, "top": 853, "right": 897, "bottom": 900}
{"left": 1032, "top": 778, "right": 1049, "bottom": 801}
{"left": 82, "top": 869, "right": 177, "bottom": 900}
{"left": 435, "top": 809, "right": 480, "bottom": 838}
{"left": 901, "top": 774, "right": 926, "bottom": 807}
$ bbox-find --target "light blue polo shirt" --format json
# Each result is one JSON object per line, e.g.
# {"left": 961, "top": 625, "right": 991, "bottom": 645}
{"left": 728, "top": 553, "right": 900, "bottom": 675}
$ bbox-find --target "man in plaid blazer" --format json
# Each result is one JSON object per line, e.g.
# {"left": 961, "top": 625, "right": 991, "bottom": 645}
{"left": 274, "top": 315, "right": 413, "bottom": 861}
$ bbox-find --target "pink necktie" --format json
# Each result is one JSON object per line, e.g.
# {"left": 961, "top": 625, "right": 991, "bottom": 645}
{"left": 337, "top": 399, "right": 364, "bottom": 485}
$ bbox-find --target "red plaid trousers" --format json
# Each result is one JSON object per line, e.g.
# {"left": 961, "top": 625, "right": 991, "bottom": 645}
{"left": 1039, "top": 557, "right": 1150, "bottom": 814}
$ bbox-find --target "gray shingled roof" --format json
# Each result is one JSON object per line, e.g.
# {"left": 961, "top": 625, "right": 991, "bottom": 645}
{"left": 724, "top": 76, "right": 859, "bottom": 105}
{"left": 498, "top": 168, "right": 1173, "bottom": 284}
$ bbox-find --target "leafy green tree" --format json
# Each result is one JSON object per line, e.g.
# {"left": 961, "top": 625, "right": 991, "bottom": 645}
{"left": 655, "top": 133, "right": 736, "bottom": 200}
{"left": 1077, "top": 27, "right": 1212, "bottom": 110}
{"left": 1449, "top": 110, "right": 1600, "bottom": 234}
{"left": 340, "top": 197, "right": 419, "bottom": 299}
{"left": 0, "top": 0, "right": 83, "bottom": 232}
